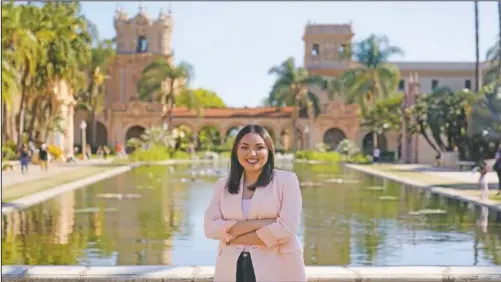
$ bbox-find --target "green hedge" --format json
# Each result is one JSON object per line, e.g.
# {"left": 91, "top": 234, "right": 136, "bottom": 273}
{"left": 129, "top": 146, "right": 192, "bottom": 162}
{"left": 295, "top": 150, "right": 371, "bottom": 164}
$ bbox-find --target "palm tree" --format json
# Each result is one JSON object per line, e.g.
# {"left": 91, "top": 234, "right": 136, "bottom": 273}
{"left": 2, "top": 3, "right": 43, "bottom": 145}
{"left": 474, "top": 1, "right": 480, "bottom": 92}
{"left": 77, "top": 38, "right": 115, "bottom": 147}
{"left": 29, "top": 2, "right": 91, "bottom": 142}
{"left": 1, "top": 2, "right": 94, "bottom": 148}
{"left": 137, "top": 57, "right": 194, "bottom": 130}
{"left": 267, "top": 57, "right": 325, "bottom": 151}
{"left": 342, "top": 34, "right": 403, "bottom": 148}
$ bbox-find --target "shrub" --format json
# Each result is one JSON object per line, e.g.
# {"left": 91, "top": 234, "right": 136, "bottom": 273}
{"left": 129, "top": 145, "right": 171, "bottom": 162}
{"left": 2, "top": 140, "right": 17, "bottom": 160}
{"left": 314, "top": 142, "right": 330, "bottom": 153}
{"left": 48, "top": 145, "right": 64, "bottom": 160}
{"left": 172, "top": 150, "right": 192, "bottom": 159}
{"left": 295, "top": 150, "right": 343, "bottom": 162}
{"left": 336, "top": 139, "right": 360, "bottom": 158}
{"left": 128, "top": 146, "right": 194, "bottom": 162}
{"left": 348, "top": 153, "right": 372, "bottom": 164}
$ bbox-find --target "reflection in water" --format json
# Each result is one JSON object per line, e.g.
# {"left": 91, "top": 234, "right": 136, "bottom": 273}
{"left": 2, "top": 163, "right": 501, "bottom": 266}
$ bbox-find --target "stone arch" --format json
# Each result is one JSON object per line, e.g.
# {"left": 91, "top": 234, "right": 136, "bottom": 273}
{"left": 125, "top": 125, "right": 146, "bottom": 153}
{"left": 85, "top": 121, "right": 108, "bottom": 147}
{"left": 225, "top": 124, "right": 244, "bottom": 139}
{"left": 323, "top": 128, "right": 346, "bottom": 150}
{"left": 362, "top": 132, "right": 388, "bottom": 153}
{"left": 262, "top": 125, "right": 275, "bottom": 142}
{"left": 197, "top": 125, "right": 222, "bottom": 150}
{"left": 280, "top": 126, "right": 303, "bottom": 151}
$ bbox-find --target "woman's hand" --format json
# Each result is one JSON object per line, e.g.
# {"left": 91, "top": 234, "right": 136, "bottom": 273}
{"left": 228, "top": 231, "right": 266, "bottom": 246}
{"left": 227, "top": 218, "right": 275, "bottom": 238}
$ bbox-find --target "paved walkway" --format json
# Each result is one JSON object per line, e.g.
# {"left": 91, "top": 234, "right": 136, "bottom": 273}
{"left": 2, "top": 159, "right": 114, "bottom": 188}
{"left": 387, "top": 163, "right": 500, "bottom": 184}
{"left": 345, "top": 163, "right": 501, "bottom": 213}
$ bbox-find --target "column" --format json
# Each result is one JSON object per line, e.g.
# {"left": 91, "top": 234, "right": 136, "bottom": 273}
{"left": 59, "top": 103, "right": 68, "bottom": 152}
{"left": 67, "top": 104, "right": 75, "bottom": 154}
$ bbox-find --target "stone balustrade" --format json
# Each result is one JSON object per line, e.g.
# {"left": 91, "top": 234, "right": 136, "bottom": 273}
{"left": 3, "top": 266, "right": 501, "bottom": 281}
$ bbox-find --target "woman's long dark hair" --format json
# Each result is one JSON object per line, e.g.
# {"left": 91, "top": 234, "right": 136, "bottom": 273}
{"left": 226, "top": 124, "right": 275, "bottom": 194}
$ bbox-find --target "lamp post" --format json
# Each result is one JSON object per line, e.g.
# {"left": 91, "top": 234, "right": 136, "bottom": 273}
{"left": 80, "top": 120, "right": 87, "bottom": 160}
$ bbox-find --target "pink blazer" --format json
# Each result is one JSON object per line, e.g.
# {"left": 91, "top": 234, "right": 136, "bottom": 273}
{"left": 204, "top": 169, "right": 306, "bottom": 282}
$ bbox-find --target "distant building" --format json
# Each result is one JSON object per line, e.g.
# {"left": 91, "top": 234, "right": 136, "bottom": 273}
{"left": 302, "top": 23, "right": 487, "bottom": 163}
{"left": 74, "top": 13, "right": 484, "bottom": 163}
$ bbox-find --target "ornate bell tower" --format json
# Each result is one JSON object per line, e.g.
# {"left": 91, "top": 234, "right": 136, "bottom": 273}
{"left": 114, "top": 4, "right": 173, "bottom": 55}
{"left": 302, "top": 22, "right": 354, "bottom": 71}
{"left": 106, "top": 5, "right": 174, "bottom": 105}
{"left": 302, "top": 22, "right": 355, "bottom": 111}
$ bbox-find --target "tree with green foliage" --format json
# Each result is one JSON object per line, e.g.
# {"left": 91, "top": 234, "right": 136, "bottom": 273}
{"left": 342, "top": 35, "right": 403, "bottom": 112}
{"left": 2, "top": 2, "right": 93, "bottom": 146}
{"left": 176, "top": 88, "right": 226, "bottom": 109}
{"left": 137, "top": 58, "right": 194, "bottom": 129}
{"left": 76, "top": 38, "right": 115, "bottom": 147}
{"left": 409, "top": 88, "right": 475, "bottom": 159}
{"left": 266, "top": 57, "right": 325, "bottom": 151}
{"left": 342, "top": 35, "right": 403, "bottom": 149}
{"left": 197, "top": 126, "right": 221, "bottom": 150}
{"left": 362, "top": 94, "right": 403, "bottom": 152}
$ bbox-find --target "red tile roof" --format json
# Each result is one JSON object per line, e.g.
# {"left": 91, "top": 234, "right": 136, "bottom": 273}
{"left": 172, "top": 106, "right": 294, "bottom": 118}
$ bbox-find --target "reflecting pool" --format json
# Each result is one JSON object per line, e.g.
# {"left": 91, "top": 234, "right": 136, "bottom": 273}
{"left": 2, "top": 163, "right": 500, "bottom": 266}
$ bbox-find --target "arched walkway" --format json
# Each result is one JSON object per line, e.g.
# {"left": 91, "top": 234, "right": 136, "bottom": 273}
{"left": 262, "top": 126, "right": 275, "bottom": 142}
{"left": 85, "top": 121, "right": 108, "bottom": 147}
{"left": 225, "top": 126, "right": 242, "bottom": 139}
{"left": 362, "top": 132, "right": 388, "bottom": 153}
{"left": 173, "top": 124, "right": 195, "bottom": 151}
{"left": 198, "top": 125, "right": 222, "bottom": 150}
{"left": 323, "top": 128, "right": 346, "bottom": 150}
{"left": 280, "top": 127, "right": 303, "bottom": 151}
{"left": 125, "top": 125, "right": 146, "bottom": 153}
{"left": 83, "top": 121, "right": 109, "bottom": 147}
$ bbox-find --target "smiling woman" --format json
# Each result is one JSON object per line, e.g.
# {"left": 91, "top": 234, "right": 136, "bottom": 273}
{"left": 204, "top": 124, "right": 306, "bottom": 282}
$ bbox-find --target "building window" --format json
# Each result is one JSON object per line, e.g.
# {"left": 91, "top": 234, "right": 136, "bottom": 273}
{"left": 338, "top": 44, "right": 345, "bottom": 58}
{"left": 137, "top": 36, "right": 148, "bottom": 53}
{"left": 398, "top": 79, "right": 405, "bottom": 91}
{"left": 431, "top": 79, "right": 439, "bottom": 91}
{"left": 311, "top": 43, "right": 320, "bottom": 56}
{"left": 464, "top": 79, "right": 471, "bottom": 90}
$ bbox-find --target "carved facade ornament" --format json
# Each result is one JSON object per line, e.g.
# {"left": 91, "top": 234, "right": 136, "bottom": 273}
{"left": 127, "top": 101, "right": 146, "bottom": 116}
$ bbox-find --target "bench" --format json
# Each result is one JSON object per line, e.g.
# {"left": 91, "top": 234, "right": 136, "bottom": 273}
{"left": 457, "top": 161, "right": 476, "bottom": 171}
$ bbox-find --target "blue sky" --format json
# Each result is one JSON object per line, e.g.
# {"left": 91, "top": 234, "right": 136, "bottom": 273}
{"left": 81, "top": 1, "right": 498, "bottom": 107}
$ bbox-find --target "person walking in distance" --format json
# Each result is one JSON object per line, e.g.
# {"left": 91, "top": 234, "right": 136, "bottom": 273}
{"left": 39, "top": 144, "right": 49, "bottom": 172}
{"left": 204, "top": 124, "right": 306, "bottom": 282}
{"left": 19, "top": 145, "right": 31, "bottom": 174}
{"left": 478, "top": 160, "right": 489, "bottom": 201}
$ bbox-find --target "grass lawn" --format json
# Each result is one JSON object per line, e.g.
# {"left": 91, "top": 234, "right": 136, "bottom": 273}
{"left": 2, "top": 165, "right": 123, "bottom": 202}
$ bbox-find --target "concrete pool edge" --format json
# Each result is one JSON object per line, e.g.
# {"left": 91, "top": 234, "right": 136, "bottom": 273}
{"left": 344, "top": 163, "right": 501, "bottom": 215}
{"left": 1, "top": 164, "right": 139, "bottom": 215}
{"left": 0, "top": 159, "right": 230, "bottom": 215}
{"left": 2, "top": 265, "right": 501, "bottom": 281}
